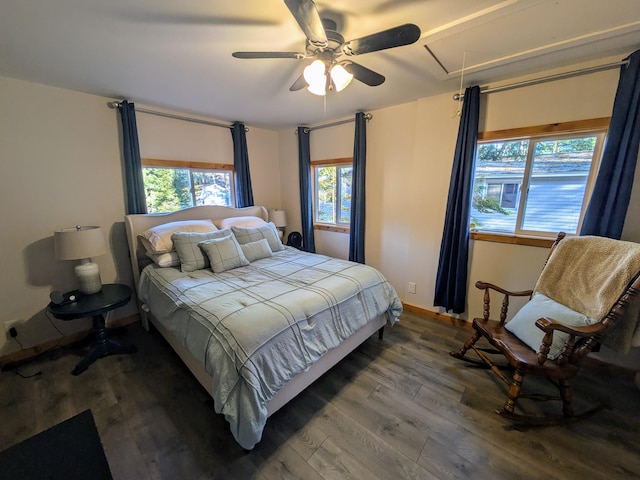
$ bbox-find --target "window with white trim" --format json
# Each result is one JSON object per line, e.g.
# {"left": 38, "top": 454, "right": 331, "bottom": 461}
{"left": 312, "top": 158, "right": 352, "bottom": 228}
{"left": 142, "top": 159, "right": 235, "bottom": 213}
{"left": 471, "top": 126, "right": 607, "bottom": 236}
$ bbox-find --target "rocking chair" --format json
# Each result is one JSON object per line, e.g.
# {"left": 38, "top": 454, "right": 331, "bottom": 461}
{"left": 451, "top": 233, "right": 640, "bottom": 424}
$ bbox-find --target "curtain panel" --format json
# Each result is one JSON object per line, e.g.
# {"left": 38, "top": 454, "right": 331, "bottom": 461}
{"left": 349, "top": 112, "right": 367, "bottom": 264}
{"left": 231, "top": 122, "right": 254, "bottom": 208}
{"left": 118, "top": 100, "right": 147, "bottom": 214}
{"left": 581, "top": 49, "right": 640, "bottom": 239}
{"left": 296, "top": 127, "right": 316, "bottom": 253}
{"left": 434, "top": 85, "right": 481, "bottom": 314}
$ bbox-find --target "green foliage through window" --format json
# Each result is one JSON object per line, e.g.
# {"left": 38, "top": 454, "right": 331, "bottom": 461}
{"left": 143, "top": 166, "right": 233, "bottom": 213}
{"left": 314, "top": 163, "right": 352, "bottom": 226}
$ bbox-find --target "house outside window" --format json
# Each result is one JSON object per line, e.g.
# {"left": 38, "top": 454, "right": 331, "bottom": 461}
{"left": 471, "top": 126, "right": 607, "bottom": 236}
{"left": 142, "top": 159, "right": 234, "bottom": 213}
{"left": 312, "top": 158, "right": 352, "bottom": 229}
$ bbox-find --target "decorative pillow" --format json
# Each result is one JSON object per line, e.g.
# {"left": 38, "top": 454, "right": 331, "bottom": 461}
{"left": 231, "top": 222, "right": 284, "bottom": 252}
{"left": 505, "top": 293, "right": 596, "bottom": 360}
{"left": 145, "top": 251, "right": 180, "bottom": 268}
{"left": 199, "top": 235, "right": 250, "bottom": 273}
{"left": 240, "top": 238, "right": 273, "bottom": 262}
{"left": 139, "top": 220, "right": 217, "bottom": 254}
{"left": 213, "top": 216, "right": 267, "bottom": 229}
{"left": 172, "top": 229, "right": 232, "bottom": 272}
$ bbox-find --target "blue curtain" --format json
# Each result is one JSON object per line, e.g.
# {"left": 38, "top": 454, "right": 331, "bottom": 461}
{"left": 118, "top": 100, "right": 147, "bottom": 214}
{"left": 581, "top": 50, "right": 640, "bottom": 239}
{"left": 349, "top": 112, "right": 367, "bottom": 263}
{"left": 297, "top": 127, "right": 316, "bottom": 253}
{"left": 434, "top": 86, "right": 481, "bottom": 314}
{"left": 231, "top": 122, "right": 254, "bottom": 207}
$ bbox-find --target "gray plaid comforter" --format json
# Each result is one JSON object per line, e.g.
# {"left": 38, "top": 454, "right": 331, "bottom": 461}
{"left": 137, "top": 246, "right": 402, "bottom": 449}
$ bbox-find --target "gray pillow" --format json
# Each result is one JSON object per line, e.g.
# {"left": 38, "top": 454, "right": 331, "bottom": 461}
{"left": 505, "top": 293, "right": 596, "bottom": 359}
{"left": 240, "top": 238, "right": 273, "bottom": 262}
{"left": 231, "top": 222, "right": 284, "bottom": 252}
{"left": 199, "top": 235, "right": 250, "bottom": 273}
{"left": 171, "top": 229, "right": 232, "bottom": 272}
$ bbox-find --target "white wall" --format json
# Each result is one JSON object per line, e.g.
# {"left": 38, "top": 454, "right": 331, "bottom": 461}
{"left": 0, "top": 77, "right": 281, "bottom": 356}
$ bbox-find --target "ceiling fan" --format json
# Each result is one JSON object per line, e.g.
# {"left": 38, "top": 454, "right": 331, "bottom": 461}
{"left": 232, "top": 0, "right": 421, "bottom": 95}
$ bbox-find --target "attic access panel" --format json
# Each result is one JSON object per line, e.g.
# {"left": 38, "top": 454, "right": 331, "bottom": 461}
{"left": 422, "top": 0, "right": 640, "bottom": 78}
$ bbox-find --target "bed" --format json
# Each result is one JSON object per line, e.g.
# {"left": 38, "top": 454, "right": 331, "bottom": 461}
{"left": 124, "top": 205, "right": 402, "bottom": 450}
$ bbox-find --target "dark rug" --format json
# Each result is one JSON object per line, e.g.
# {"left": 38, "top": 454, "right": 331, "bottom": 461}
{"left": 0, "top": 409, "right": 112, "bottom": 480}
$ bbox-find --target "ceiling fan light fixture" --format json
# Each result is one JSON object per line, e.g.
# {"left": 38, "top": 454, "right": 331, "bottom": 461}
{"left": 304, "top": 59, "right": 327, "bottom": 96}
{"left": 330, "top": 63, "right": 353, "bottom": 92}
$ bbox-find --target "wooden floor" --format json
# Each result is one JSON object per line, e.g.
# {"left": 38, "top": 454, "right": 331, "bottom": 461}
{"left": 1, "top": 312, "right": 640, "bottom": 480}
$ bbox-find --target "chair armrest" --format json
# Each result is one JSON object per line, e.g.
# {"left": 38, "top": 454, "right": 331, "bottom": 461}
{"left": 475, "top": 281, "right": 533, "bottom": 324}
{"left": 475, "top": 282, "right": 533, "bottom": 297}
{"left": 535, "top": 317, "right": 604, "bottom": 337}
{"left": 534, "top": 317, "right": 604, "bottom": 365}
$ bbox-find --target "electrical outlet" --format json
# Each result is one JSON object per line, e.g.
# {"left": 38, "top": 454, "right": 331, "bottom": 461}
{"left": 407, "top": 282, "right": 417, "bottom": 294}
{"left": 3, "top": 319, "right": 21, "bottom": 339}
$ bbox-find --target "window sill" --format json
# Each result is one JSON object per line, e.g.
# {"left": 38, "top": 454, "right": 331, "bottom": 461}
{"left": 470, "top": 231, "right": 556, "bottom": 248}
{"left": 314, "top": 224, "right": 350, "bottom": 234}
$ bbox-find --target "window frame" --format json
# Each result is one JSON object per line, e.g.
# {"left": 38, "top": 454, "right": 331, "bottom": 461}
{"left": 141, "top": 158, "right": 235, "bottom": 213}
{"left": 311, "top": 157, "right": 353, "bottom": 233}
{"left": 471, "top": 117, "right": 610, "bottom": 247}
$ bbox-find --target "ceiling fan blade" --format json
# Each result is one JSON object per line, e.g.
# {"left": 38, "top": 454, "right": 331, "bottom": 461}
{"left": 290, "top": 74, "right": 307, "bottom": 91}
{"left": 284, "top": 0, "right": 328, "bottom": 48}
{"left": 344, "top": 62, "right": 385, "bottom": 87}
{"left": 342, "top": 23, "right": 421, "bottom": 56}
{"left": 232, "top": 52, "right": 306, "bottom": 59}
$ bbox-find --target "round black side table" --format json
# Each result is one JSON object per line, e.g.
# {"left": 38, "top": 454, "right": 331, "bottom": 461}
{"left": 47, "top": 283, "right": 136, "bottom": 375}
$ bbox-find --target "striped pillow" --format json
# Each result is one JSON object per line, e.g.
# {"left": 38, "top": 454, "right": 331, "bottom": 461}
{"left": 199, "top": 235, "right": 250, "bottom": 273}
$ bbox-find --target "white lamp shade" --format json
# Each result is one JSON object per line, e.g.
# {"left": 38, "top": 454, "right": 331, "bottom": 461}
{"left": 54, "top": 226, "right": 107, "bottom": 261}
{"left": 330, "top": 64, "right": 353, "bottom": 92}
{"left": 268, "top": 209, "right": 287, "bottom": 228}
{"left": 304, "top": 60, "right": 327, "bottom": 96}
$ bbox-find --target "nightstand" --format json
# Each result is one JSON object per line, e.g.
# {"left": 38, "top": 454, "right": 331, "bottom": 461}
{"left": 47, "top": 283, "right": 136, "bottom": 375}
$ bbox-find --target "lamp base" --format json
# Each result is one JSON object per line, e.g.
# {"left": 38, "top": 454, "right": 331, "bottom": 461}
{"left": 75, "top": 262, "right": 102, "bottom": 294}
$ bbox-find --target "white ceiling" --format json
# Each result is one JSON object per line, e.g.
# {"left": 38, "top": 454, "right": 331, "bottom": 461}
{"left": 1, "top": 0, "right": 639, "bottom": 129}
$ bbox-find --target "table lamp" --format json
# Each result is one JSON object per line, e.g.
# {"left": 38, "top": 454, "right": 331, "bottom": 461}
{"left": 54, "top": 225, "right": 107, "bottom": 294}
{"left": 268, "top": 209, "right": 287, "bottom": 239}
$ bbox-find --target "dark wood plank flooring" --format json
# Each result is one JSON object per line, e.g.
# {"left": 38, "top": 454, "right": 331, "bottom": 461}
{"left": 1, "top": 313, "right": 639, "bottom": 479}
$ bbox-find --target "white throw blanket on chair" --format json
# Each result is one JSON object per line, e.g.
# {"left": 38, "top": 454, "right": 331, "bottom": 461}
{"left": 534, "top": 235, "right": 640, "bottom": 353}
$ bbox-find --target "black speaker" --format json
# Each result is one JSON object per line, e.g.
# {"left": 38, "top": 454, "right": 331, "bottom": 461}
{"left": 286, "top": 231, "right": 303, "bottom": 250}
{"left": 49, "top": 290, "right": 80, "bottom": 305}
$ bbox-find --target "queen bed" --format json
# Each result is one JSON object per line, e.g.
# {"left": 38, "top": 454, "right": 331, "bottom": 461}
{"left": 124, "top": 205, "right": 402, "bottom": 449}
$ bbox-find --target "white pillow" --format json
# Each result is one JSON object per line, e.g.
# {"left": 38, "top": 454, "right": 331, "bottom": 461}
{"left": 172, "top": 229, "right": 232, "bottom": 272}
{"left": 240, "top": 238, "right": 273, "bottom": 262}
{"left": 139, "top": 220, "right": 217, "bottom": 254}
{"left": 213, "top": 216, "right": 267, "bottom": 229}
{"left": 145, "top": 251, "right": 180, "bottom": 268}
{"left": 505, "top": 293, "right": 596, "bottom": 360}
{"left": 231, "top": 222, "right": 284, "bottom": 252}
{"left": 199, "top": 235, "right": 250, "bottom": 273}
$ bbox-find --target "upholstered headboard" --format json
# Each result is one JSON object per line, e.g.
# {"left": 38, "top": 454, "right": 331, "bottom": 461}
{"left": 124, "top": 205, "right": 268, "bottom": 287}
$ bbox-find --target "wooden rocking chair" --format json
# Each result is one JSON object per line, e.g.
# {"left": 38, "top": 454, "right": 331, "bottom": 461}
{"left": 451, "top": 233, "right": 640, "bottom": 425}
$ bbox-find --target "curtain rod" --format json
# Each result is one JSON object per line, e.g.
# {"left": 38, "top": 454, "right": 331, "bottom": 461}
{"left": 452, "top": 59, "right": 629, "bottom": 101}
{"left": 107, "top": 101, "right": 246, "bottom": 131}
{"left": 297, "top": 112, "right": 373, "bottom": 133}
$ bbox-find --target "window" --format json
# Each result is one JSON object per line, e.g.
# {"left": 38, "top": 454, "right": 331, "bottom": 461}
{"left": 312, "top": 158, "right": 352, "bottom": 229}
{"left": 471, "top": 121, "right": 607, "bottom": 236}
{"left": 142, "top": 159, "right": 234, "bottom": 213}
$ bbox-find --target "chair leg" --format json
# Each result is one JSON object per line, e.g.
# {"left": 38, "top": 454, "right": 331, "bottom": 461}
{"left": 502, "top": 369, "right": 524, "bottom": 415}
{"left": 450, "top": 330, "right": 482, "bottom": 359}
{"left": 559, "top": 379, "right": 574, "bottom": 418}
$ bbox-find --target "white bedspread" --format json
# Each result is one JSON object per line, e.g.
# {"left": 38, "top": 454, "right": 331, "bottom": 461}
{"left": 137, "top": 246, "right": 402, "bottom": 449}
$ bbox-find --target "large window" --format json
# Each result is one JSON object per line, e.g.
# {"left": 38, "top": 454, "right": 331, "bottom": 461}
{"left": 471, "top": 121, "right": 607, "bottom": 236}
{"left": 312, "top": 158, "right": 352, "bottom": 228}
{"left": 142, "top": 159, "right": 234, "bottom": 213}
